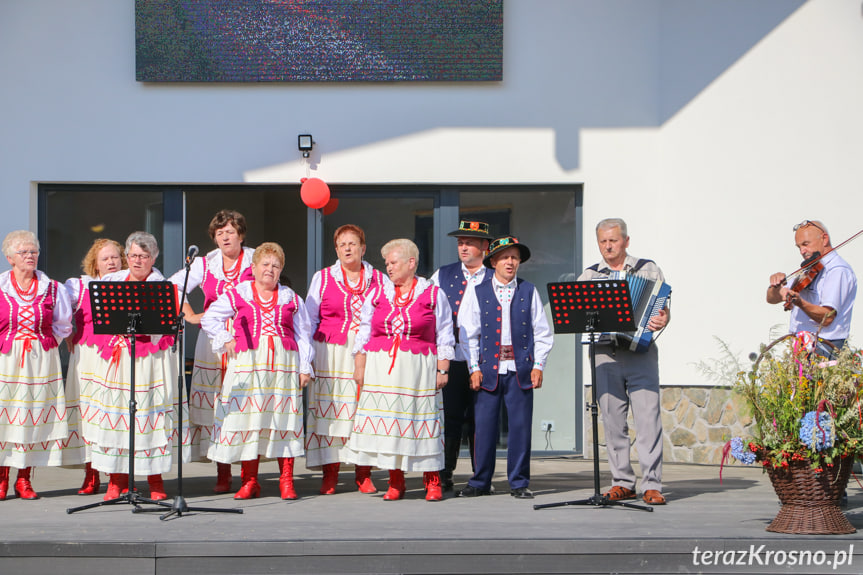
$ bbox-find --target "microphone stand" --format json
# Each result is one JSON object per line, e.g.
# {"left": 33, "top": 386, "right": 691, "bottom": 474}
{"left": 140, "top": 248, "right": 242, "bottom": 520}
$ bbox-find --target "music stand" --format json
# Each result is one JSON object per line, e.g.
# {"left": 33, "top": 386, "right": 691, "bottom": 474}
{"left": 533, "top": 280, "right": 652, "bottom": 512}
{"left": 66, "top": 281, "right": 240, "bottom": 518}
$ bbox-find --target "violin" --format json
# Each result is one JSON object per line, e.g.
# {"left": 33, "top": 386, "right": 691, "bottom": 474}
{"left": 770, "top": 226, "right": 863, "bottom": 312}
{"left": 783, "top": 253, "right": 824, "bottom": 311}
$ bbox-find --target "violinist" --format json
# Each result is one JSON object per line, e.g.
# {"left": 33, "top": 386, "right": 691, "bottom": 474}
{"left": 767, "top": 220, "right": 857, "bottom": 351}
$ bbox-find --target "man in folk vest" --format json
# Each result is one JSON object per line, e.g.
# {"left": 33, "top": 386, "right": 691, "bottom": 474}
{"left": 457, "top": 236, "right": 553, "bottom": 499}
{"left": 577, "top": 218, "right": 669, "bottom": 505}
{"left": 430, "top": 219, "right": 493, "bottom": 491}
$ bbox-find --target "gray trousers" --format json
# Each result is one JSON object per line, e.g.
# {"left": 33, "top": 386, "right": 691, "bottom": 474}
{"left": 594, "top": 343, "right": 663, "bottom": 493}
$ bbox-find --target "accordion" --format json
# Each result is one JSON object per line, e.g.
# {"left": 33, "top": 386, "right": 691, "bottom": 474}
{"left": 614, "top": 274, "right": 671, "bottom": 352}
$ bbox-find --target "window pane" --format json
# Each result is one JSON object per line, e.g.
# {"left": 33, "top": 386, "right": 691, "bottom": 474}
{"left": 41, "top": 188, "right": 164, "bottom": 283}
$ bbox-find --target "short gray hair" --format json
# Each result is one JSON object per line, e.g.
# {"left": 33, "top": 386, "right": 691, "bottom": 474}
{"left": 381, "top": 238, "right": 419, "bottom": 262}
{"left": 596, "top": 218, "right": 628, "bottom": 238}
{"left": 125, "top": 231, "right": 159, "bottom": 260}
{"left": 2, "top": 230, "right": 39, "bottom": 257}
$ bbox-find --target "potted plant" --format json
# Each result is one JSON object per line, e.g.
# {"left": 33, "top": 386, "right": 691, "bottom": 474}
{"left": 725, "top": 332, "right": 862, "bottom": 534}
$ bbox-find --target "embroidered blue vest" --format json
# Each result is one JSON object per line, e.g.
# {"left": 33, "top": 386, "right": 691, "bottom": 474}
{"left": 437, "top": 261, "right": 470, "bottom": 343}
{"left": 476, "top": 277, "right": 535, "bottom": 390}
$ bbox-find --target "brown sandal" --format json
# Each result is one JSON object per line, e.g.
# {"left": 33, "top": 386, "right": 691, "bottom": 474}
{"left": 604, "top": 485, "right": 636, "bottom": 501}
{"left": 642, "top": 489, "right": 666, "bottom": 505}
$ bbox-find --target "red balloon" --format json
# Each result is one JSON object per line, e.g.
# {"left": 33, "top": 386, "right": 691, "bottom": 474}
{"left": 322, "top": 197, "right": 339, "bottom": 216}
{"left": 301, "top": 177, "right": 330, "bottom": 209}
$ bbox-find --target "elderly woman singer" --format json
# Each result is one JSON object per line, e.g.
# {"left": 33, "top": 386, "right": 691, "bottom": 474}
{"left": 65, "top": 238, "right": 126, "bottom": 496}
{"left": 85, "top": 231, "right": 181, "bottom": 501}
{"left": 345, "top": 238, "right": 454, "bottom": 502}
{"left": 169, "top": 209, "right": 254, "bottom": 493}
{"left": 305, "top": 224, "right": 385, "bottom": 495}
{"left": 201, "top": 242, "right": 314, "bottom": 500}
{"left": 0, "top": 230, "right": 73, "bottom": 501}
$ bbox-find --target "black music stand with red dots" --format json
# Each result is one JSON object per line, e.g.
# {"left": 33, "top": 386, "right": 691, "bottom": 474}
{"left": 67, "top": 281, "right": 179, "bottom": 515}
{"left": 534, "top": 280, "right": 652, "bottom": 512}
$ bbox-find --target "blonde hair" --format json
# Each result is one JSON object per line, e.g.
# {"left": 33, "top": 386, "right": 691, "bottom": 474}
{"left": 381, "top": 238, "right": 418, "bottom": 262}
{"left": 2, "top": 230, "right": 39, "bottom": 258}
{"left": 253, "top": 242, "right": 285, "bottom": 268}
{"left": 81, "top": 239, "right": 126, "bottom": 278}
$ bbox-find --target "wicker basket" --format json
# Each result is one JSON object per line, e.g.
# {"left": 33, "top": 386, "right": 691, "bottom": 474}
{"left": 766, "top": 456, "right": 855, "bottom": 534}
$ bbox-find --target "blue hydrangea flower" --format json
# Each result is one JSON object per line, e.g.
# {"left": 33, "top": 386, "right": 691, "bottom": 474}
{"left": 799, "top": 411, "right": 834, "bottom": 451}
{"left": 730, "top": 436, "right": 756, "bottom": 464}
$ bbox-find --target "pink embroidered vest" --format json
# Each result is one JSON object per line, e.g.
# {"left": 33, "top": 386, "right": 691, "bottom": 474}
{"left": 70, "top": 278, "right": 111, "bottom": 348}
{"left": 200, "top": 255, "right": 254, "bottom": 311}
{"left": 314, "top": 266, "right": 383, "bottom": 345}
{"left": 365, "top": 284, "right": 438, "bottom": 356}
{"left": 0, "top": 280, "right": 61, "bottom": 353}
{"left": 97, "top": 279, "right": 178, "bottom": 361}
{"left": 227, "top": 286, "right": 300, "bottom": 353}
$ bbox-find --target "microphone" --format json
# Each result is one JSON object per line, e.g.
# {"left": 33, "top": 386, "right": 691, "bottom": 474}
{"left": 186, "top": 245, "right": 199, "bottom": 263}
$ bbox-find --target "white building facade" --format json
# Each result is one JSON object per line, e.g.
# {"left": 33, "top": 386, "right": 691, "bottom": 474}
{"left": 2, "top": 0, "right": 862, "bottom": 462}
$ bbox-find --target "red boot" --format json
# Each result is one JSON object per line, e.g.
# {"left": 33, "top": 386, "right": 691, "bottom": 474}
{"left": 78, "top": 463, "right": 101, "bottom": 495}
{"left": 278, "top": 457, "right": 298, "bottom": 500}
{"left": 14, "top": 467, "right": 39, "bottom": 500}
{"left": 104, "top": 473, "right": 129, "bottom": 501}
{"left": 0, "top": 466, "right": 8, "bottom": 501}
{"left": 148, "top": 474, "right": 167, "bottom": 501}
{"left": 424, "top": 471, "right": 443, "bottom": 501}
{"left": 382, "top": 469, "right": 406, "bottom": 501}
{"left": 319, "top": 462, "right": 340, "bottom": 495}
{"left": 213, "top": 462, "right": 232, "bottom": 494}
{"left": 355, "top": 465, "right": 378, "bottom": 494}
{"left": 234, "top": 458, "right": 261, "bottom": 500}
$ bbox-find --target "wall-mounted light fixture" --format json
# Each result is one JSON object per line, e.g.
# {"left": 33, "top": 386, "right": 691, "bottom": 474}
{"left": 298, "top": 134, "right": 314, "bottom": 158}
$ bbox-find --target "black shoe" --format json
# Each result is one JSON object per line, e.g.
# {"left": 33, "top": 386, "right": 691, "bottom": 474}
{"left": 442, "top": 478, "right": 454, "bottom": 492}
{"left": 457, "top": 485, "right": 491, "bottom": 498}
{"left": 510, "top": 487, "right": 534, "bottom": 499}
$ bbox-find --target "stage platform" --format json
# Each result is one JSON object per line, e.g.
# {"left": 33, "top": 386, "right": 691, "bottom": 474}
{"left": 0, "top": 457, "right": 860, "bottom": 575}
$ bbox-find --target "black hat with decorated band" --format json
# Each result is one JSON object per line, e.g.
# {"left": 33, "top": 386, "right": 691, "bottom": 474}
{"left": 483, "top": 236, "right": 531, "bottom": 269}
{"left": 447, "top": 220, "right": 493, "bottom": 240}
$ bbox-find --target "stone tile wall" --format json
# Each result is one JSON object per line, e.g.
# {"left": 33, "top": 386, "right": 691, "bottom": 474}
{"left": 585, "top": 385, "right": 753, "bottom": 464}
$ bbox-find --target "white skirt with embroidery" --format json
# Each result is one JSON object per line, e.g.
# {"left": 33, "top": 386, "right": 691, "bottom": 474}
{"left": 0, "top": 340, "right": 72, "bottom": 468}
{"left": 185, "top": 332, "right": 225, "bottom": 462}
{"left": 60, "top": 342, "right": 102, "bottom": 466}
{"left": 84, "top": 346, "right": 190, "bottom": 475}
{"left": 305, "top": 333, "right": 361, "bottom": 469}
{"left": 343, "top": 349, "right": 444, "bottom": 472}
{"left": 207, "top": 339, "right": 304, "bottom": 463}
